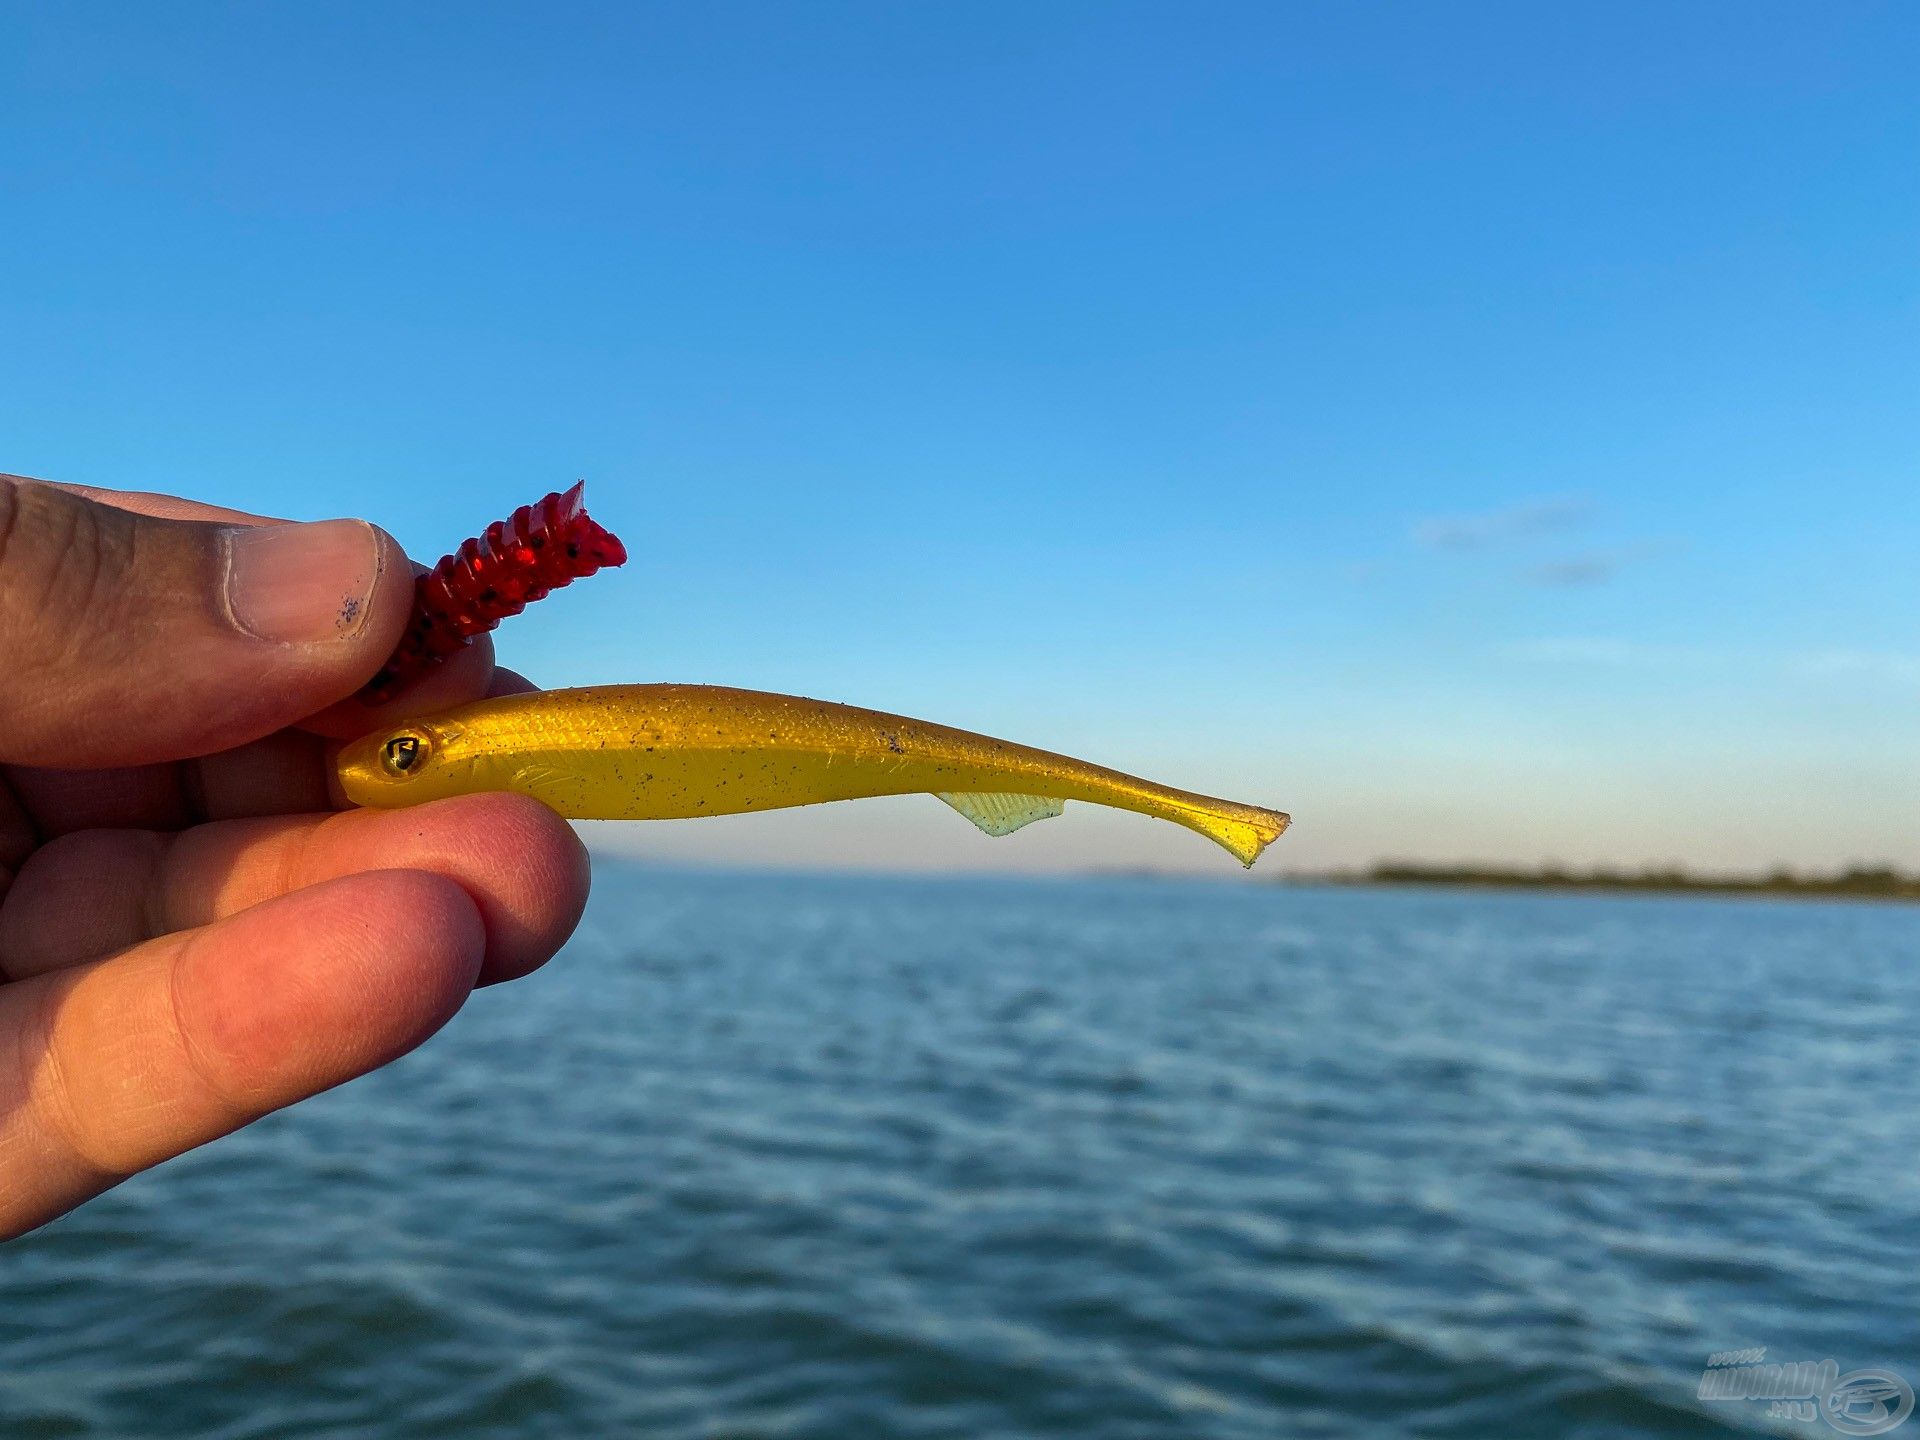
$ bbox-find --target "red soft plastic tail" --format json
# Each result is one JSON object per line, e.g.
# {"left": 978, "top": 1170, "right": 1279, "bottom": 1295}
{"left": 362, "top": 481, "right": 627, "bottom": 700}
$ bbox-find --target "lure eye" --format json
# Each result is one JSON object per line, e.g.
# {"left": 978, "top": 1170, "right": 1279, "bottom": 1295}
{"left": 381, "top": 733, "right": 428, "bottom": 776}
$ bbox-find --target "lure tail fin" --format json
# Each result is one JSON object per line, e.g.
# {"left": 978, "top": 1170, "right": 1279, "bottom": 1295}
{"left": 1161, "top": 801, "right": 1291, "bottom": 868}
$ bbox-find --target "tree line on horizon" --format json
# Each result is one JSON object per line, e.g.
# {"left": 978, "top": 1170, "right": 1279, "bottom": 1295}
{"left": 1330, "top": 862, "right": 1919, "bottom": 900}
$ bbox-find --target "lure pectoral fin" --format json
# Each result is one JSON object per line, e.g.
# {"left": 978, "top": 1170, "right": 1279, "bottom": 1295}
{"left": 336, "top": 684, "right": 1291, "bottom": 867}
{"left": 935, "top": 791, "right": 1066, "bottom": 837}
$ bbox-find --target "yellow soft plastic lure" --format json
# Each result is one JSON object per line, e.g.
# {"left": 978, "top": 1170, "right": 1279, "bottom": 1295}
{"left": 338, "top": 684, "right": 1290, "bottom": 866}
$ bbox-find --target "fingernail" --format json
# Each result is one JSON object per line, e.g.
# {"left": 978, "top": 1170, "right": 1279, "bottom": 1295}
{"left": 222, "top": 520, "right": 384, "bottom": 644}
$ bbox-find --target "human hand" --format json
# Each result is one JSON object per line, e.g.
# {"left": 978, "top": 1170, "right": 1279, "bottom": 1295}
{"left": 0, "top": 476, "right": 589, "bottom": 1239}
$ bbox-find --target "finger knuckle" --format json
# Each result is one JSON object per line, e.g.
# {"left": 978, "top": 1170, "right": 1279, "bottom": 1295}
{"left": 0, "top": 479, "right": 129, "bottom": 641}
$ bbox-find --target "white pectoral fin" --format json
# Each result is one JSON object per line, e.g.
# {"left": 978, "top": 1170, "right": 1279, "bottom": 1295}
{"left": 935, "top": 791, "right": 1066, "bottom": 838}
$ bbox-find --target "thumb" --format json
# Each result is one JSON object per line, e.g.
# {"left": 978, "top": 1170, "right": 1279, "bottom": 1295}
{"left": 0, "top": 476, "right": 413, "bottom": 767}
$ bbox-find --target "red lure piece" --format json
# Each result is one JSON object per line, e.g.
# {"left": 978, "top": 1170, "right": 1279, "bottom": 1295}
{"left": 362, "top": 481, "right": 627, "bottom": 700}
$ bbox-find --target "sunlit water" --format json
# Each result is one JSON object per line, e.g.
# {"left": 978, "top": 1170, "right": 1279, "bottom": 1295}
{"left": 4, "top": 866, "right": 1915, "bottom": 1438}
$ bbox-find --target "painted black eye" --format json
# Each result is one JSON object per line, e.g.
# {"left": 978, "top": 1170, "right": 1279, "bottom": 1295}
{"left": 382, "top": 734, "right": 426, "bottom": 775}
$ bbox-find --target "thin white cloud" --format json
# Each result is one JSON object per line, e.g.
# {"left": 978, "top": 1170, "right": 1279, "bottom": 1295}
{"left": 1790, "top": 649, "right": 1920, "bottom": 686}
{"left": 1414, "top": 495, "right": 1592, "bottom": 551}
{"left": 1525, "top": 554, "right": 1625, "bottom": 586}
{"left": 1500, "top": 638, "right": 1694, "bottom": 666}
{"left": 1503, "top": 638, "right": 1920, "bottom": 687}
{"left": 1522, "top": 541, "right": 1671, "bottom": 587}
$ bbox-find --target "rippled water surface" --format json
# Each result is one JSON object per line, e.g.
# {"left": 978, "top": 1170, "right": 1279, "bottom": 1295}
{"left": 4, "top": 867, "right": 1916, "bottom": 1438}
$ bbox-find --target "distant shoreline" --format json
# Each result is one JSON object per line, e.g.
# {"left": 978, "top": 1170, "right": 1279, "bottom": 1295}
{"left": 1297, "top": 864, "right": 1920, "bottom": 904}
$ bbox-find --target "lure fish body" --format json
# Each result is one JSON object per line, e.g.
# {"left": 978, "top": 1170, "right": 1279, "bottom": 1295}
{"left": 338, "top": 685, "right": 1290, "bottom": 866}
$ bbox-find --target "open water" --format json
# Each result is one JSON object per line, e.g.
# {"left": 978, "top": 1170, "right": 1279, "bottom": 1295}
{"left": 3, "top": 866, "right": 1914, "bottom": 1438}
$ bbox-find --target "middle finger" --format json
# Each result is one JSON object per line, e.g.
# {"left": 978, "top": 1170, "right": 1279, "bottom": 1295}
{"left": 0, "top": 792, "right": 588, "bottom": 988}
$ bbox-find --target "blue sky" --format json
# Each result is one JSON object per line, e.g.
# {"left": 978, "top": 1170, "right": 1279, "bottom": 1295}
{"left": 2, "top": 3, "right": 1914, "bottom": 874}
